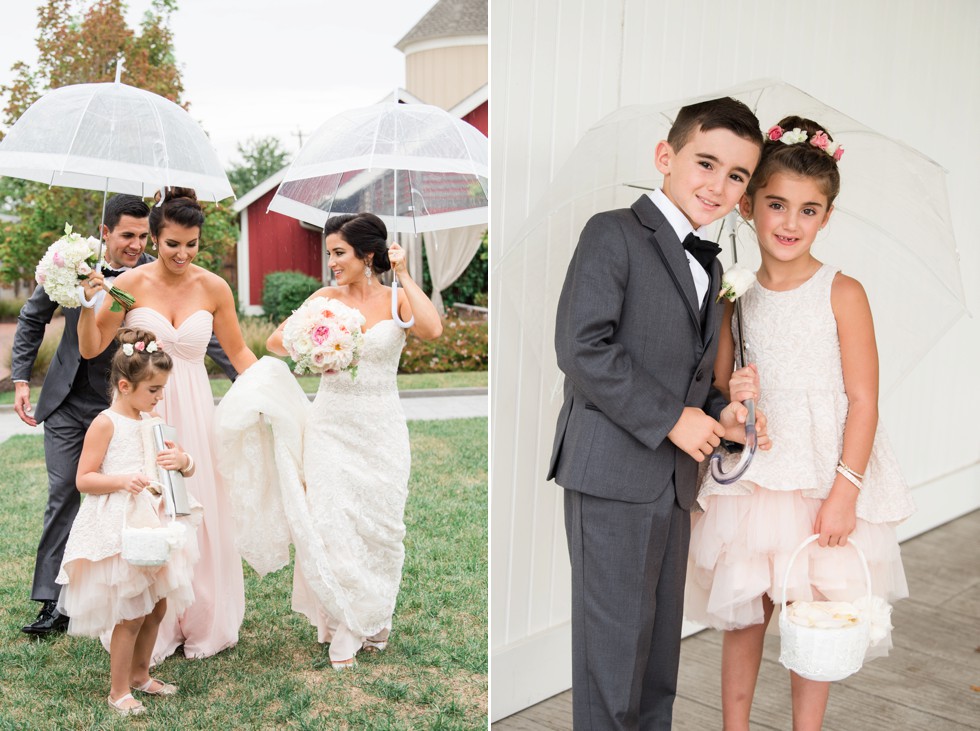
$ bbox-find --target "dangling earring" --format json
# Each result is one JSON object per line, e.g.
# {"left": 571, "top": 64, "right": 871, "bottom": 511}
{"left": 364, "top": 265, "right": 373, "bottom": 282}
{"left": 151, "top": 239, "right": 157, "bottom": 251}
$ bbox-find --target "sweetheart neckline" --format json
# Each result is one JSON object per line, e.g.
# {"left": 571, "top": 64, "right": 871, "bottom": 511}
{"left": 127, "top": 307, "right": 213, "bottom": 331}
{"left": 361, "top": 319, "right": 401, "bottom": 335}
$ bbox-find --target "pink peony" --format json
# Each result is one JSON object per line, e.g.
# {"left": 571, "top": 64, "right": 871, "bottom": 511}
{"left": 810, "top": 131, "right": 830, "bottom": 150}
{"left": 833, "top": 145, "right": 845, "bottom": 161}
{"left": 311, "top": 324, "right": 331, "bottom": 345}
{"left": 767, "top": 125, "right": 784, "bottom": 141}
{"left": 52, "top": 252, "right": 65, "bottom": 267}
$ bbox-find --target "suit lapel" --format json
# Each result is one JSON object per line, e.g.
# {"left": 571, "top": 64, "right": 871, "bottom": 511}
{"left": 702, "top": 259, "right": 723, "bottom": 350}
{"left": 632, "top": 196, "right": 701, "bottom": 333}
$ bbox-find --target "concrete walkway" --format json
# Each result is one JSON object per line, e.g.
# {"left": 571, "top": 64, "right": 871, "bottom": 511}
{"left": 0, "top": 388, "right": 488, "bottom": 444}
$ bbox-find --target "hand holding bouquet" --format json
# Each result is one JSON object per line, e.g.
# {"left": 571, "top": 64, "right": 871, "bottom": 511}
{"left": 34, "top": 223, "right": 135, "bottom": 310}
{"left": 281, "top": 297, "right": 365, "bottom": 378}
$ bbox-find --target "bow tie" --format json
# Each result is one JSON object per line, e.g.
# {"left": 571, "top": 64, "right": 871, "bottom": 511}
{"left": 682, "top": 232, "right": 721, "bottom": 271}
{"left": 99, "top": 265, "right": 129, "bottom": 278}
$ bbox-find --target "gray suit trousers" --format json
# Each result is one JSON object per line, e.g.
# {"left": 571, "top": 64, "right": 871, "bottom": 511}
{"left": 565, "top": 486, "right": 691, "bottom": 731}
{"left": 31, "top": 389, "right": 105, "bottom": 601}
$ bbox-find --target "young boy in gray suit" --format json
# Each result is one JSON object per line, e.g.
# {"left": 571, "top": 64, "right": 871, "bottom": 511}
{"left": 549, "top": 97, "right": 769, "bottom": 730}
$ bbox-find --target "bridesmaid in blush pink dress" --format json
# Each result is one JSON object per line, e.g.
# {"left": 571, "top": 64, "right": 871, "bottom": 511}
{"left": 79, "top": 186, "right": 257, "bottom": 663}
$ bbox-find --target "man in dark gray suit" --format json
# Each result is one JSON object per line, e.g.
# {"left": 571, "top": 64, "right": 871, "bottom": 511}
{"left": 12, "top": 194, "right": 236, "bottom": 635}
{"left": 548, "top": 98, "right": 770, "bottom": 730}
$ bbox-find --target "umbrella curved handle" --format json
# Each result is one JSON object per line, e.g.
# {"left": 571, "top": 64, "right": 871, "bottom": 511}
{"left": 391, "top": 279, "right": 415, "bottom": 329}
{"left": 77, "top": 284, "right": 99, "bottom": 309}
{"left": 708, "top": 398, "right": 757, "bottom": 484}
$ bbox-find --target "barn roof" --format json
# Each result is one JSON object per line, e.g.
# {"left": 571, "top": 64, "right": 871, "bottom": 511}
{"left": 396, "top": 0, "right": 487, "bottom": 51}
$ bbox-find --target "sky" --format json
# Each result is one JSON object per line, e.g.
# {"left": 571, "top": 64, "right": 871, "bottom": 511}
{"left": 0, "top": 0, "right": 438, "bottom": 168}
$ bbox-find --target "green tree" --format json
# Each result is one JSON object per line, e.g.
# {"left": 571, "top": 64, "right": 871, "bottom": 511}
{"left": 0, "top": 0, "right": 191, "bottom": 286}
{"left": 227, "top": 136, "right": 290, "bottom": 197}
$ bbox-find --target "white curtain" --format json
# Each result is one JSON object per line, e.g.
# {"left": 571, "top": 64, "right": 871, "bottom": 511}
{"left": 423, "top": 224, "right": 486, "bottom": 315}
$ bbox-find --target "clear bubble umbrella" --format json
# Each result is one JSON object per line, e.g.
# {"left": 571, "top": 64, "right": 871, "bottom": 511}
{"left": 269, "top": 101, "right": 489, "bottom": 325}
{"left": 0, "top": 70, "right": 233, "bottom": 203}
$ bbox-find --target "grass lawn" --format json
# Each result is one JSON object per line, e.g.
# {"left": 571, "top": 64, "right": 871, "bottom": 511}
{"left": 0, "top": 370, "right": 488, "bottom": 406}
{"left": 0, "top": 418, "right": 488, "bottom": 729}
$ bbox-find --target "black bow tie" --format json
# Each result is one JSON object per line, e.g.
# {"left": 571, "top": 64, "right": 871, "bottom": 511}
{"left": 99, "top": 265, "right": 128, "bottom": 278}
{"left": 682, "top": 232, "right": 721, "bottom": 271}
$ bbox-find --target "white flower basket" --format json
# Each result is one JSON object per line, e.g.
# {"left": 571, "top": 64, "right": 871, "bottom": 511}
{"left": 121, "top": 490, "right": 187, "bottom": 567}
{"left": 778, "top": 535, "right": 872, "bottom": 682}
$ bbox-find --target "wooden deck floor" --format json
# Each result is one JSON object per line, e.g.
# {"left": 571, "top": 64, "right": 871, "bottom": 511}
{"left": 493, "top": 510, "right": 980, "bottom": 730}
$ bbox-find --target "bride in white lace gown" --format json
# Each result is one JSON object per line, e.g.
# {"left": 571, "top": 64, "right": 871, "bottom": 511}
{"left": 215, "top": 213, "right": 443, "bottom": 669}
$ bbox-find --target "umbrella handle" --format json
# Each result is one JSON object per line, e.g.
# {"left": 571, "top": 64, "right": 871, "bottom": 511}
{"left": 391, "top": 280, "right": 415, "bottom": 329}
{"left": 708, "top": 398, "right": 758, "bottom": 484}
{"left": 77, "top": 284, "right": 99, "bottom": 309}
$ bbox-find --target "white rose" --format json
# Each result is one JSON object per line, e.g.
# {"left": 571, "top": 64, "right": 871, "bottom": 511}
{"left": 780, "top": 128, "right": 808, "bottom": 145}
{"left": 717, "top": 265, "right": 756, "bottom": 302}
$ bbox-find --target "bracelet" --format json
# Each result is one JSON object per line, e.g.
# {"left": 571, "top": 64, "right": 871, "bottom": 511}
{"left": 179, "top": 453, "right": 194, "bottom": 475}
{"left": 836, "top": 459, "right": 863, "bottom": 490}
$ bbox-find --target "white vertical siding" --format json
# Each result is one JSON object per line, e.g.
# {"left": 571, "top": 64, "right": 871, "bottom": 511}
{"left": 490, "top": 0, "right": 980, "bottom": 720}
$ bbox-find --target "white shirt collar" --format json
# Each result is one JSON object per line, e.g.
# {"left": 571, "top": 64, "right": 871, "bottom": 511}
{"left": 647, "top": 189, "right": 704, "bottom": 242}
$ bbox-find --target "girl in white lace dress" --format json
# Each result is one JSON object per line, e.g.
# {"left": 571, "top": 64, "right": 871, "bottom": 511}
{"left": 684, "top": 117, "right": 914, "bottom": 731}
{"left": 57, "top": 328, "right": 201, "bottom": 717}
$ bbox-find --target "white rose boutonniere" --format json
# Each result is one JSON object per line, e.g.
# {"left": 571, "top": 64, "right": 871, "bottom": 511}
{"left": 716, "top": 265, "right": 756, "bottom": 303}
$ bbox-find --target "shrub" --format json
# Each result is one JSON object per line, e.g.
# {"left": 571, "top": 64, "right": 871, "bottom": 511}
{"left": 399, "top": 313, "right": 488, "bottom": 373}
{"left": 0, "top": 297, "right": 26, "bottom": 320}
{"left": 261, "top": 271, "right": 322, "bottom": 322}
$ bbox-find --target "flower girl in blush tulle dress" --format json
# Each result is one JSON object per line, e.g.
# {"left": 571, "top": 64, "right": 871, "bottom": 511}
{"left": 57, "top": 328, "right": 201, "bottom": 717}
{"left": 684, "top": 117, "right": 914, "bottom": 731}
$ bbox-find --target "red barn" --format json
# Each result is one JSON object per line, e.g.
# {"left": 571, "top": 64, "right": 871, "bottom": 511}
{"left": 232, "top": 173, "right": 323, "bottom": 314}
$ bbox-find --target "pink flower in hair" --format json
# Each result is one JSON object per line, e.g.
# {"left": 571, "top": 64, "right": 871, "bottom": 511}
{"left": 135, "top": 341, "right": 145, "bottom": 352}
{"left": 833, "top": 145, "right": 845, "bottom": 161}
{"left": 767, "top": 125, "right": 784, "bottom": 141}
{"left": 810, "top": 131, "right": 830, "bottom": 150}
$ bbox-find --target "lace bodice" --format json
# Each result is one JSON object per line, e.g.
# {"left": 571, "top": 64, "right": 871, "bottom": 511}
{"left": 699, "top": 265, "right": 914, "bottom": 524}
{"left": 100, "top": 410, "right": 147, "bottom": 475}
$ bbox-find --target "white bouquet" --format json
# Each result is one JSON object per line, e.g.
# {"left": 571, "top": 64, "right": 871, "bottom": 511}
{"left": 35, "top": 223, "right": 135, "bottom": 310}
{"left": 281, "top": 297, "right": 365, "bottom": 378}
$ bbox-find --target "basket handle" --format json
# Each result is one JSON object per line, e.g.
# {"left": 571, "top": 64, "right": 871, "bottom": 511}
{"left": 779, "top": 534, "right": 873, "bottom": 609}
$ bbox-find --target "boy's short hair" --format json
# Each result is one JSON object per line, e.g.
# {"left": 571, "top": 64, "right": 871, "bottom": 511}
{"left": 666, "top": 97, "right": 763, "bottom": 153}
{"left": 104, "top": 194, "right": 150, "bottom": 231}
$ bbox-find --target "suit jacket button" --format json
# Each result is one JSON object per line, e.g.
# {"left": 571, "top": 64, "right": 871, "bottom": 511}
{"left": 695, "top": 370, "right": 704, "bottom": 382}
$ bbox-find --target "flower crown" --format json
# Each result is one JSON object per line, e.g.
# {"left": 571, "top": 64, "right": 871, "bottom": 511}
{"left": 767, "top": 124, "right": 844, "bottom": 161}
{"left": 121, "top": 340, "right": 159, "bottom": 356}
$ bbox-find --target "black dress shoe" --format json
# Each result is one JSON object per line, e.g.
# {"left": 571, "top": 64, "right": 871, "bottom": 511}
{"left": 21, "top": 600, "right": 69, "bottom": 636}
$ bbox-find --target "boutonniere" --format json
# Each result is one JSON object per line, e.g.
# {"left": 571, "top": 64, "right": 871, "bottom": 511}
{"left": 716, "top": 265, "right": 756, "bottom": 303}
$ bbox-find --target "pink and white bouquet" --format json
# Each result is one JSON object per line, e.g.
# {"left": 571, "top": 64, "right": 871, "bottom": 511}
{"left": 281, "top": 297, "right": 365, "bottom": 378}
{"left": 34, "top": 223, "right": 135, "bottom": 310}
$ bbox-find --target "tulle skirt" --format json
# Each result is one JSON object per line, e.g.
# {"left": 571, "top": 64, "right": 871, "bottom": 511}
{"left": 685, "top": 486, "right": 908, "bottom": 656}
{"left": 58, "top": 530, "right": 199, "bottom": 638}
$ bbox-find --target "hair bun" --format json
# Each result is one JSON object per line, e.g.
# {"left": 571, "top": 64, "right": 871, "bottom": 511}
{"left": 154, "top": 186, "right": 200, "bottom": 206}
